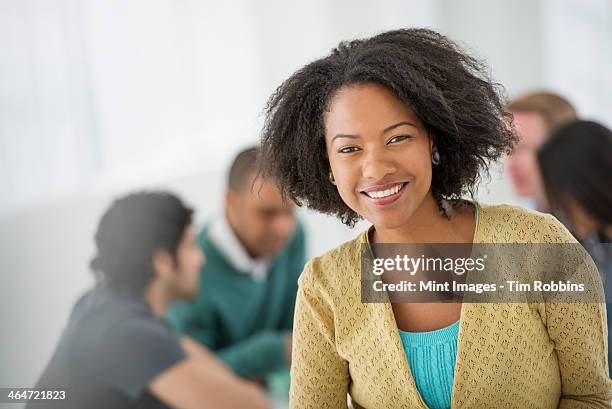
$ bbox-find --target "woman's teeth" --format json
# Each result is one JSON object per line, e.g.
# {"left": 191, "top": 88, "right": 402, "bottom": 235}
{"left": 365, "top": 183, "right": 404, "bottom": 199}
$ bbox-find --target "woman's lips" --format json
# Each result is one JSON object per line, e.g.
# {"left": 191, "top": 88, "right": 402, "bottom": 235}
{"left": 360, "top": 182, "right": 408, "bottom": 206}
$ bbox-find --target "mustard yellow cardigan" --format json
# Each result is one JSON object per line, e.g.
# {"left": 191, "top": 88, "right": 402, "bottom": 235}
{"left": 289, "top": 203, "right": 612, "bottom": 408}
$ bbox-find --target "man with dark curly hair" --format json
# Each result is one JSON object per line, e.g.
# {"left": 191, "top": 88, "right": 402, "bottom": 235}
{"left": 259, "top": 28, "right": 611, "bottom": 408}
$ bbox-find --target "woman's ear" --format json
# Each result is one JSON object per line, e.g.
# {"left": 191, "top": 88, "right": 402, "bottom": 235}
{"left": 428, "top": 130, "right": 436, "bottom": 152}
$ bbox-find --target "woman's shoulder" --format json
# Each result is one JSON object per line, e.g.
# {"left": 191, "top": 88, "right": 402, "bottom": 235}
{"left": 298, "top": 229, "right": 367, "bottom": 291}
{"left": 477, "top": 202, "right": 577, "bottom": 244}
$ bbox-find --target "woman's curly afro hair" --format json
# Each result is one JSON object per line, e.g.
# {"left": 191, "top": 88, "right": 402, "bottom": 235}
{"left": 260, "top": 28, "right": 517, "bottom": 226}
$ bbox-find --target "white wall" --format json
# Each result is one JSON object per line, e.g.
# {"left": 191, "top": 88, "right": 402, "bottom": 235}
{"left": 542, "top": 0, "right": 612, "bottom": 127}
{"left": 1, "top": 0, "right": 611, "bottom": 394}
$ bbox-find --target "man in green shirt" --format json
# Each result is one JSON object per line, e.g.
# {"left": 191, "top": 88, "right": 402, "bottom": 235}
{"left": 167, "top": 146, "right": 306, "bottom": 381}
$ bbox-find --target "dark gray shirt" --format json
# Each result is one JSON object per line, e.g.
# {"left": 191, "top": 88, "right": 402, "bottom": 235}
{"left": 27, "top": 286, "right": 186, "bottom": 409}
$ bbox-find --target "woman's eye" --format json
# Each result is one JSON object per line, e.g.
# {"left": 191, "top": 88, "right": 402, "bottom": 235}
{"left": 387, "top": 135, "right": 411, "bottom": 144}
{"left": 338, "top": 146, "right": 360, "bottom": 154}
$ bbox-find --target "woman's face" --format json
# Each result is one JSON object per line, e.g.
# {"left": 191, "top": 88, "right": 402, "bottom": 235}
{"left": 324, "top": 83, "right": 434, "bottom": 230}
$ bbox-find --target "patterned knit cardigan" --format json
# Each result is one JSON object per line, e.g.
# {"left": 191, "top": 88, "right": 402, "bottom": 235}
{"left": 289, "top": 203, "right": 612, "bottom": 409}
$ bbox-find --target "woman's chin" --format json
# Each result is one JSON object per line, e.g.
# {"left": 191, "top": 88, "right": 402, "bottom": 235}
{"left": 365, "top": 213, "right": 414, "bottom": 233}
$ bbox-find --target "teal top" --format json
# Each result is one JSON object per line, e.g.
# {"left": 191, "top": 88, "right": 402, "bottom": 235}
{"left": 167, "top": 221, "right": 306, "bottom": 378}
{"left": 399, "top": 320, "right": 460, "bottom": 409}
{"left": 397, "top": 204, "right": 475, "bottom": 408}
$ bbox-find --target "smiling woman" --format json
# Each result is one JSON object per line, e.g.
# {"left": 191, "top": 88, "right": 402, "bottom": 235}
{"left": 260, "top": 28, "right": 516, "bottom": 227}
{"left": 259, "top": 28, "right": 611, "bottom": 409}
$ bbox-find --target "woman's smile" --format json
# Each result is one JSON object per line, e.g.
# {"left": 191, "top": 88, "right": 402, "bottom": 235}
{"left": 360, "top": 181, "right": 409, "bottom": 205}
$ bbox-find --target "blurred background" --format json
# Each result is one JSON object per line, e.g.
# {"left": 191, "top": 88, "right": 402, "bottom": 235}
{"left": 1, "top": 0, "right": 611, "bottom": 405}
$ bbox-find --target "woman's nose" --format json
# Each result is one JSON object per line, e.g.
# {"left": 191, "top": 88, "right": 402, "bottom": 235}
{"left": 361, "top": 148, "right": 397, "bottom": 180}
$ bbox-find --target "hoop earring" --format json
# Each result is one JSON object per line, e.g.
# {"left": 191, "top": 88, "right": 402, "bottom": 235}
{"left": 432, "top": 150, "right": 441, "bottom": 165}
{"left": 328, "top": 172, "right": 336, "bottom": 185}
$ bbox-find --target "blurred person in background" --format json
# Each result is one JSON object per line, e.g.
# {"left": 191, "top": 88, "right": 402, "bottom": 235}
{"left": 167, "top": 146, "right": 306, "bottom": 389}
{"left": 538, "top": 120, "right": 612, "bottom": 375}
{"left": 505, "top": 91, "right": 577, "bottom": 211}
{"left": 27, "top": 191, "right": 271, "bottom": 409}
